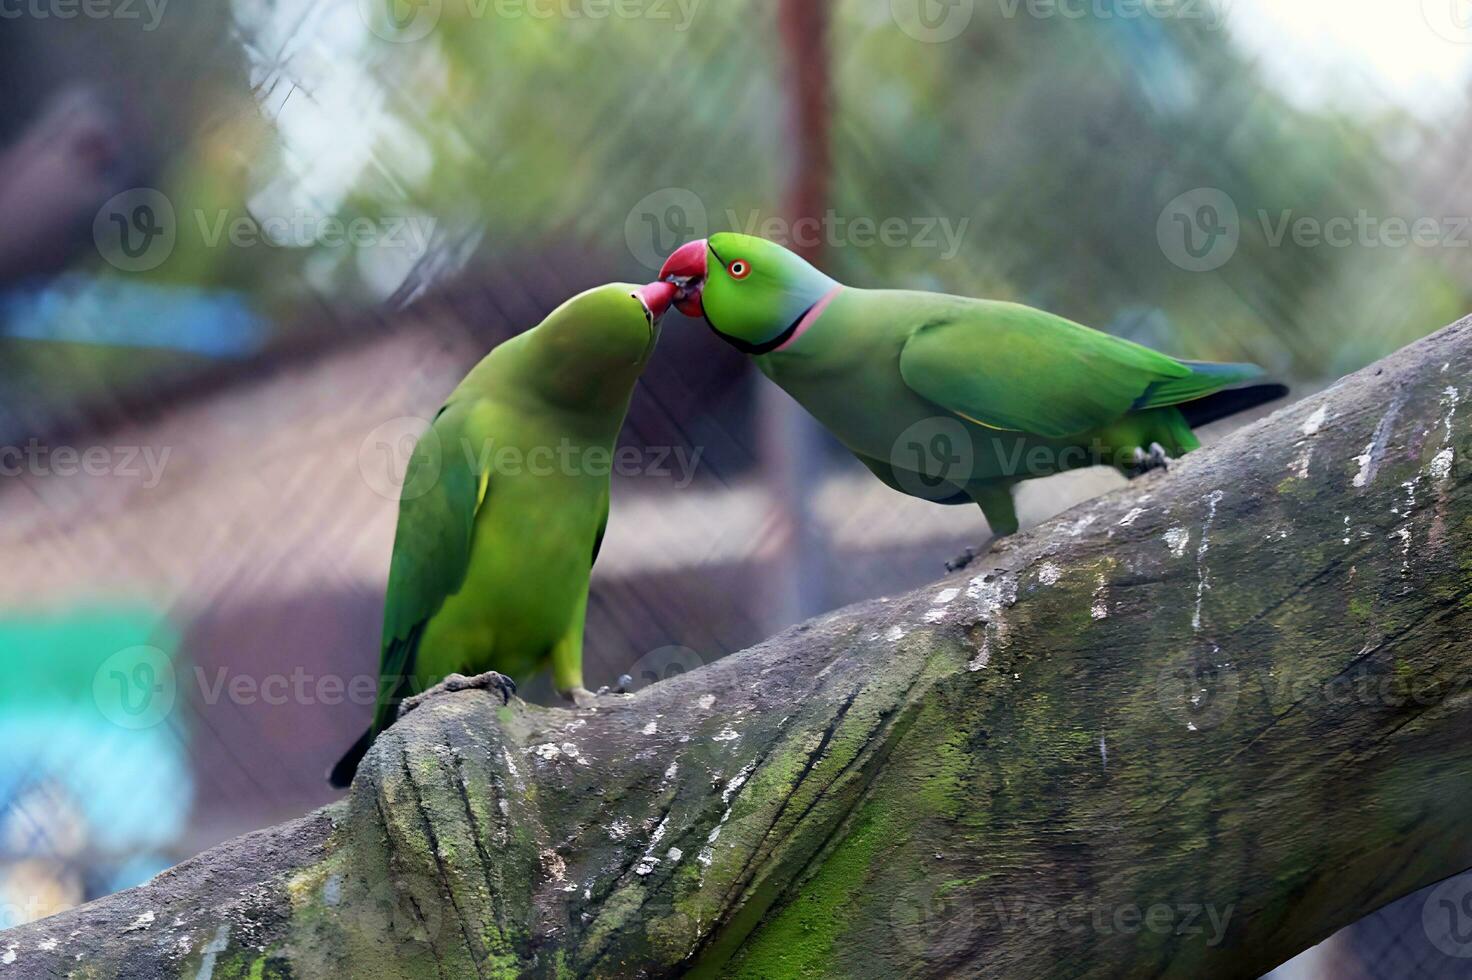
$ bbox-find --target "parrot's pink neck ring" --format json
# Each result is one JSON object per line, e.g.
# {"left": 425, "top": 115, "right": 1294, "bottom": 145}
{"left": 774, "top": 285, "right": 844, "bottom": 353}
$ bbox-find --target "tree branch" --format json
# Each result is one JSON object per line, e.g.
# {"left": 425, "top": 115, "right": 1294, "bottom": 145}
{"left": 6, "top": 318, "right": 1472, "bottom": 979}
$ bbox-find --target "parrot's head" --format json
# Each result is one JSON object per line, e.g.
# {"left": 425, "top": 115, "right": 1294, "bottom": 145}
{"left": 543, "top": 280, "right": 676, "bottom": 363}
{"left": 659, "top": 233, "right": 839, "bottom": 355}
{"left": 526, "top": 281, "right": 675, "bottom": 406}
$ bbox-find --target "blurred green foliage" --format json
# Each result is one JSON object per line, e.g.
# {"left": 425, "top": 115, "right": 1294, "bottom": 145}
{"left": 8, "top": 0, "right": 1472, "bottom": 388}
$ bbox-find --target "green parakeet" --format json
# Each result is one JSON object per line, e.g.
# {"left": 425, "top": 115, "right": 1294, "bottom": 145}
{"left": 329, "top": 280, "right": 676, "bottom": 788}
{"left": 659, "top": 234, "right": 1285, "bottom": 546}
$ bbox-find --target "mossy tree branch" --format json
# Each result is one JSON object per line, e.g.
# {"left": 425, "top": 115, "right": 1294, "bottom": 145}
{"left": 5, "top": 319, "right": 1472, "bottom": 979}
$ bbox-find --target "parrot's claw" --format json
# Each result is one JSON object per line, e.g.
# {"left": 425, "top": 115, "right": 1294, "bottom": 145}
{"left": 398, "top": 671, "right": 516, "bottom": 719}
{"left": 567, "top": 687, "right": 599, "bottom": 709}
{"left": 947, "top": 548, "right": 978, "bottom": 573}
{"left": 1130, "top": 442, "right": 1173, "bottom": 476}
{"left": 946, "top": 537, "right": 1002, "bottom": 573}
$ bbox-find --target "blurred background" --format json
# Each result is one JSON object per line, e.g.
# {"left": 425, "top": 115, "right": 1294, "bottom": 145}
{"left": 0, "top": 1, "right": 1469, "bottom": 975}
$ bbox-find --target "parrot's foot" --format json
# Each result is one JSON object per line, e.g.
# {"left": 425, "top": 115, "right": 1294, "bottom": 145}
{"left": 398, "top": 671, "right": 516, "bottom": 719}
{"left": 1130, "top": 442, "right": 1172, "bottom": 476}
{"left": 946, "top": 536, "right": 1002, "bottom": 573}
{"left": 565, "top": 687, "right": 599, "bottom": 709}
{"left": 558, "top": 679, "right": 637, "bottom": 708}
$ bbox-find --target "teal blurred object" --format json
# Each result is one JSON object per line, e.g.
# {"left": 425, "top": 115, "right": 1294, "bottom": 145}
{"left": 0, "top": 606, "right": 190, "bottom": 927}
{"left": 0, "top": 275, "right": 267, "bottom": 358}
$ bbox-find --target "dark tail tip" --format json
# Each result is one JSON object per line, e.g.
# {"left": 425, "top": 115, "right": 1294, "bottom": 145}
{"left": 328, "top": 729, "right": 374, "bottom": 789}
{"left": 1181, "top": 383, "right": 1290, "bottom": 429}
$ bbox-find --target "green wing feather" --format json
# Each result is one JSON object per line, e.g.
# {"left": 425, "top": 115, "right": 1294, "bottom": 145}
{"left": 898, "top": 298, "right": 1247, "bottom": 439}
{"left": 372, "top": 399, "right": 486, "bottom": 732}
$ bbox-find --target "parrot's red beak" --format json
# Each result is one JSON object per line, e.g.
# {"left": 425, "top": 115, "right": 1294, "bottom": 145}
{"left": 659, "top": 239, "right": 709, "bottom": 317}
{"left": 634, "top": 280, "right": 677, "bottom": 324}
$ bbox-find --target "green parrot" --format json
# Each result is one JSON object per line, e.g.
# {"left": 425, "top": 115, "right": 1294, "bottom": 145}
{"left": 659, "top": 234, "right": 1285, "bottom": 563}
{"left": 329, "top": 280, "right": 676, "bottom": 788}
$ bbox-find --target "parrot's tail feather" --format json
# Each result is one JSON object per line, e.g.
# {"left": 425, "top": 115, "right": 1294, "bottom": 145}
{"left": 1137, "top": 361, "right": 1267, "bottom": 409}
{"left": 328, "top": 729, "right": 374, "bottom": 789}
{"left": 1179, "top": 383, "right": 1290, "bottom": 429}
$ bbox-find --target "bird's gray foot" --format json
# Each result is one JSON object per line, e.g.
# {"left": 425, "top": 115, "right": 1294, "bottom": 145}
{"left": 1130, "top": 442, "right": 1172, "bottom": 476}
{"left": 564, "top": 686, "right": 599, "bottom": 709}
{"left": 398, "top": 671, "right": 516, "bottom": 718}
{"left": 947, "top": 536, "right": 1001, "bottom": 573}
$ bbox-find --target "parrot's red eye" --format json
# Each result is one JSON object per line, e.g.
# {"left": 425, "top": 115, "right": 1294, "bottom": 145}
{"left": 728, "top": 260, "right": 751, "bottom": 280}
